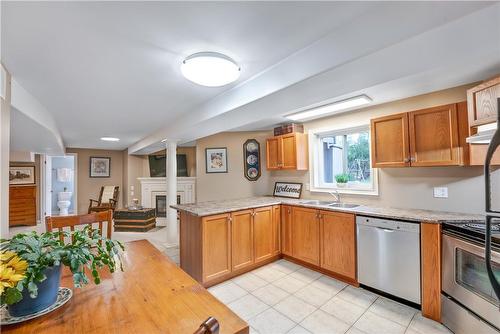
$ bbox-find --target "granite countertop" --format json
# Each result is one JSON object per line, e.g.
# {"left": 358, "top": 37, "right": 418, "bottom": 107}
{"left": 171, "top": 196, "right": 485, "bottom": 223}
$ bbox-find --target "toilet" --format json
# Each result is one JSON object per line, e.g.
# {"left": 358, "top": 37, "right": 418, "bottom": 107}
{"left": 57, "top": 191, "right": 72, "bottom": 215}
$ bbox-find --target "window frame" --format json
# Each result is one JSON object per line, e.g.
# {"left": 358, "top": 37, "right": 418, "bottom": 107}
{"left": 309, "top": 125, "right": 379, "bottom": 196}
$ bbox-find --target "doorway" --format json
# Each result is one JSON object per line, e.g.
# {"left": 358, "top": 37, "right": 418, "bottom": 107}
{"left": 43, "top": 154, "right": 77, "bottom": 216}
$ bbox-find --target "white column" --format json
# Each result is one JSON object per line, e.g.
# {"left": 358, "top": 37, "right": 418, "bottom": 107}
{"left": 0, "top": 66, "right": 11, "bottom": 238}
{"left": 166, "top": 140, "right": 178, "bottom": 246}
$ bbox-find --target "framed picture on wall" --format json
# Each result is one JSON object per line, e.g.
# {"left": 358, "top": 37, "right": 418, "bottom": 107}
{"left": 89, "top": 157, "right": 111, "bottom": 178}
{"left": 9, "top": 166, "right": 35, "bottom": 185}
{"left": 205, "top": 148, "right": 228, "bottom": 173}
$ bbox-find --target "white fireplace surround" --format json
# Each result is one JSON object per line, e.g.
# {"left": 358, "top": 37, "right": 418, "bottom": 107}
{"left": 138, "top": 177, "right": 196, "bottom": 225}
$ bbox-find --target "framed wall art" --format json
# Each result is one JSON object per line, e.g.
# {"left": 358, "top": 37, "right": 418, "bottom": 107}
{"left": 205, "top": 148, "right": 228, "bottom": 173}
{"left": 273, "top": 182, "right": 303, "bottom": 199}
{"left": 243, "top": 139, "right": 261, "bottom": 181}
{"left": 89, "top": 157, "right": 111, "bottom": 178}
{"left": 9, "top": 166, "right": 36, "bottom": 185}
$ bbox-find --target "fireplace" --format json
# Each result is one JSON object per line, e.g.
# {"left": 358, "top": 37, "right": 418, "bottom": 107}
{"left": 155, "top": 195, "right": 181, "bottom": 218}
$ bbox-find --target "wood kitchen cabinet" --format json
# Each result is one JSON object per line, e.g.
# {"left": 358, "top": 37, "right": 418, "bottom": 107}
{"left": 272, "top": 205, "right": 281, "bottom": 256}
{"left": 320, "top": 211, "right": 356, "bottom": 282}
{"left": 408, "top": 104, "right": 460, "bottom": 166}
{"left": 9, "top": 186, "right": 37, "bottom": 226}
{"left": 266, "top": 133, "right": 308, "bottom": 170}
{"left": 202, "top": 213, "right": 232, "bottom": 283}
{"left": 231, "top": 209, "right": 254, "bottom": 271}
{"left": 253, "top": 206, "right": 274, "bottom": 264}
{"left": 371, "top": 113, "right": 410, "bottom": 167}
{"left": 467, "top": 75, "right": 500, "bottom": 126}
{"left": 371, "top": 102, "right": 468, "bottom": 167}
{"left": 281, "top": 205, "right": 293, "bottom": 256}
{"left": 291, "top": 206, "right": 320, "bottom": 266}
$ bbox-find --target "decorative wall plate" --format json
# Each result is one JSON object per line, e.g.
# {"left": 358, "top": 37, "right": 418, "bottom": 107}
{"left": 1, "top": 287, "right": 72, "bottom": 325}
{"left": 243, "top": 139, "right": 261, "bottom": 181}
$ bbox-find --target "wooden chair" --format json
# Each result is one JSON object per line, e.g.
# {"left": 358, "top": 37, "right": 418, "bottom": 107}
{"left": 45, "top": 210, "right": 113, "bottom": 242}
{"left": 88, "top": 186, "right": 119, "bottom": 214}
{"left": 193, "top": 317, "right": 219, "bottom": 334}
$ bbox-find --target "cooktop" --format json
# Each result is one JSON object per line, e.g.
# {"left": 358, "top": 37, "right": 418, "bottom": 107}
{"left": 443, "top": 220, "right": 500, "bottom": 249}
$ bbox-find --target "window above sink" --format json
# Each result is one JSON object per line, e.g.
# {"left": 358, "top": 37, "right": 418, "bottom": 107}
{"left": 309, "top": 125, "right": 379, "bottom": 196}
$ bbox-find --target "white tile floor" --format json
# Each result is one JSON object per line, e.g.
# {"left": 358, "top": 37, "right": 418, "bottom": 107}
{"left": 202, "top": 259, "right": 453, "bottom": 334}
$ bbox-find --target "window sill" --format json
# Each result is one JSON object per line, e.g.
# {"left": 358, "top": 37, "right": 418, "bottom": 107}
{"left": 309, "top": 186, "right": 379, "bottom": 196}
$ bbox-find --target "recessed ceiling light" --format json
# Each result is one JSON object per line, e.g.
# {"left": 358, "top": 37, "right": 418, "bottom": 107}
{"left": 287, "top": 95, "right": 372, "bottom": 121}
{"left": 181, "top": 52, "right": 240, "bottom": 87}
{"left": 100, "top": 137, "right": 120, "bottom": 142}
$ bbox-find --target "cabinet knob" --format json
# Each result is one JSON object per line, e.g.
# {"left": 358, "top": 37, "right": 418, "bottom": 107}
{"left": 404, "top": 157, "right": 410, "bottom": 163}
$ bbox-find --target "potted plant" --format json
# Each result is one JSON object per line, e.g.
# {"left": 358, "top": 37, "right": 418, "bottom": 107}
{"left": 0, "top": 227, "right": 124, "bottom": 317}
{"left": 335, "top": 173, "right": 349, "bottom": 188}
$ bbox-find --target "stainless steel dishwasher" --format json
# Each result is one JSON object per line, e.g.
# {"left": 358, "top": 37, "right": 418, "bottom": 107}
{"left": 357, "top": 215, "right": 421, "bottom": 304}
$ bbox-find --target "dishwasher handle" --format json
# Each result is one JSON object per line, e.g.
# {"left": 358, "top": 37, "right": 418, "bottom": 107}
{"left": 375, "top": 226, "right": 395, "bottom": 233}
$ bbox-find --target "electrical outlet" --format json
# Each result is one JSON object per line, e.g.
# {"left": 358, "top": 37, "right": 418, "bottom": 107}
{"left": 433, "top": 187, "right": 448, "bottom": 198}
{"left": 130, "top": 191, "right": 134, "bottom": 196}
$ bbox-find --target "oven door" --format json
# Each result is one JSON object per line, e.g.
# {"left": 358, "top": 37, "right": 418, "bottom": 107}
{"left": 442, "top": 233, "right": 500, "bottom": 329}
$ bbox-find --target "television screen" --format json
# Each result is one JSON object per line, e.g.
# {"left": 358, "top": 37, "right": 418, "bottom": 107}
{"left": 148, "top": 154, "right": 188, "bottom": 177}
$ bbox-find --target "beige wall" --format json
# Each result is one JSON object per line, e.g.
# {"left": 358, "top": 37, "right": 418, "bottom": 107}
{"left": 269, "top": 83, "right": 493, "bottom": 215}
{"left": 196, "top": 131, "right": 271, "bottom": 202}
{"left": 66, "top": 148, "right": 124, "bottom": 214}
{"left": 123, "top": 153, "right": 148, "bottom": 206}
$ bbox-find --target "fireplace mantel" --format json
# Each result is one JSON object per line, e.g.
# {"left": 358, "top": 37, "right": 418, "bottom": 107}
{"left": 138, "top": 177, "right": 196, "bottom": 225}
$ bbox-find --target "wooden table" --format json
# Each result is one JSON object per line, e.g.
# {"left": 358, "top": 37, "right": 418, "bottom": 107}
{"left": 2, "top": 240, "right": 248, "bottom": 334}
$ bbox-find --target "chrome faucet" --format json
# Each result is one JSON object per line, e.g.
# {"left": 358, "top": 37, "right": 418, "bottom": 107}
{"left": 329, "top": 190, "right": 341, "bottom": 203}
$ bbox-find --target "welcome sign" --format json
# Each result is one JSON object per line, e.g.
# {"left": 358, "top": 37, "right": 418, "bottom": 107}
{"left": 273, "top": 182, "right": 303, "bottom": 199}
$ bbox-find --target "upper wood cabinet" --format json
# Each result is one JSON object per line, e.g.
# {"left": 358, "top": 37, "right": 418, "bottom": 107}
{"left": 408, "top": 104, "right": 460, "bottom": 166}
{"left": 291, "top": 206, "right": 320, "bottom": 266}
{"left": 266, "top": 133, "right": 308, "bottom": 170}
{"left": 320, "top": 211, "right": 356, "bottom": 282}
{"left": 371, "top": 113, "right": 410, "bottom": 167}
{"left": 202, "top": 213, "right": 232, "bottom": 283}
{"left": 371, "top": 102, "right": 468, "bottom": 167}
{"left": 467, "top": 75, "right": 500, "bottom": 127}
{"left": 281, "top": 205, "right": 293, "bottom": 256}
{"left": 231, "top": 209, "right": 254, "bottom": 271}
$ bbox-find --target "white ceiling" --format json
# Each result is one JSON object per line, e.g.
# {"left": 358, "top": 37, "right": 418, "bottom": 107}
{"left": 2, "top": 1, "right": 500, "bottom": 154}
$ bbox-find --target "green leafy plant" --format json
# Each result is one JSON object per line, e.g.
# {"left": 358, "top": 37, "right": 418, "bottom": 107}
{"left": 335, "top": 173, "right": 349, "bottom": 184}
{"left": 0, "top": 226, "right": 124, "bottom": 306}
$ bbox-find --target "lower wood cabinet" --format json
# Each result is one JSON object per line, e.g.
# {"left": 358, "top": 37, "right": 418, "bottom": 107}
{"left": 281, "top": 205, "right": 293, "bottom": 256}
{"left": 253, "top": 206, "right": 274, "bottom": 264}
{"left": 272, "top": 205, "right": 281, "bottom": 256}
{"left": 231, "top": 209, "right": 254, "bottom": 271}
{"left": 291, "top": 206, "right": 320, "bottom": 266}
{"left": 202, "top": 213, "right": 232, "bottom": 283}
{"left": 9, "top": 185, "right": 37, "bottom": 226}
{"left": 320, "top": 211, "right": 356, "bottom": 281}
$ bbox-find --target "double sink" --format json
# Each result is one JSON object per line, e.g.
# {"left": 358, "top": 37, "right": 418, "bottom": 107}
{"left": 299, "top": 200, "right": 359, "bottom": 209}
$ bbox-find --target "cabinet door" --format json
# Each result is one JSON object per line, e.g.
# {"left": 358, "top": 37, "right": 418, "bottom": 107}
{"left": 292, "top": 207, "right": 320, "bottom": 266}
{"left": 266, "top": 137, "right": 281, "bottom": 170}
{"left": 281, "top": 205, "right": 293, "bottom": 256}
{"left": 320, "top": 211, "right": 356, "bottom": 280}
{"left": 409, "top": 104, "right": 459, "bottom": 166}
{"left": 281, "top": 134, "right": 297, "bottom": 169}
{"left": 272, "top": 205, "right": 281, "bottom": 255}
{"left": 231, "top": 210, "right": 254, "bottom": 271}
{"left": 202, "top": 214, "right": 231, "bottom": 283}
{"left": 467, "top": 76, "right": 500, "bottom": 126}
{"left": 254, "top": 206, "right": 274, "bottom": 263}
{"left": 371, "top": 113, "right": 410, "bottom": 167}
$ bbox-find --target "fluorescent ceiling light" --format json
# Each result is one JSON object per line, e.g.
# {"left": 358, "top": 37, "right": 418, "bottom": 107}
{"left": 287, "top": 95, "right": 372, "bottom": 121}
{"left": 181, "top": 52, "right": 240, "bottom": 87}
{"left": 100, "top": 137, "right": 120, "bottom": 142}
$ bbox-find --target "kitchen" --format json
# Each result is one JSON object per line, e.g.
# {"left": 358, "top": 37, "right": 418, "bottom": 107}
{"left": 173, "top": 76, "right": 500, "bottom": 334}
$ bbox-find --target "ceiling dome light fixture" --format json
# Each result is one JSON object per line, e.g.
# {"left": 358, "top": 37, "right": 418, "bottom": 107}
{"left": 100, "top": 137, "right": 120, "bottom": 142}
{"left": 181, "top": 52, "right": 240, "bottom": 87}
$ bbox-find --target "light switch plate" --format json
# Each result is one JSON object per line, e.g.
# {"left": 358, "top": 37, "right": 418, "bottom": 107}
{"left": 433, "top": 187, "right": 448, "bottom": 198}
{"left": 130, "top": 185, "right": 134, "bottom": 191}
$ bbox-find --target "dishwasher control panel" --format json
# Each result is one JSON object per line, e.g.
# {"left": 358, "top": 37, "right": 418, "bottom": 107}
{"left": 356, "top": 216, "right": 420, "bottom": 233}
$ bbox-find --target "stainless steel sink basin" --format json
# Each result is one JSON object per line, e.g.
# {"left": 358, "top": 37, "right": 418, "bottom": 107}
{"left": 328, "top": 203, "right": 360, "bottom": 208}
{"left": 299, "top": 200, "right": 334, "bottom": 205}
